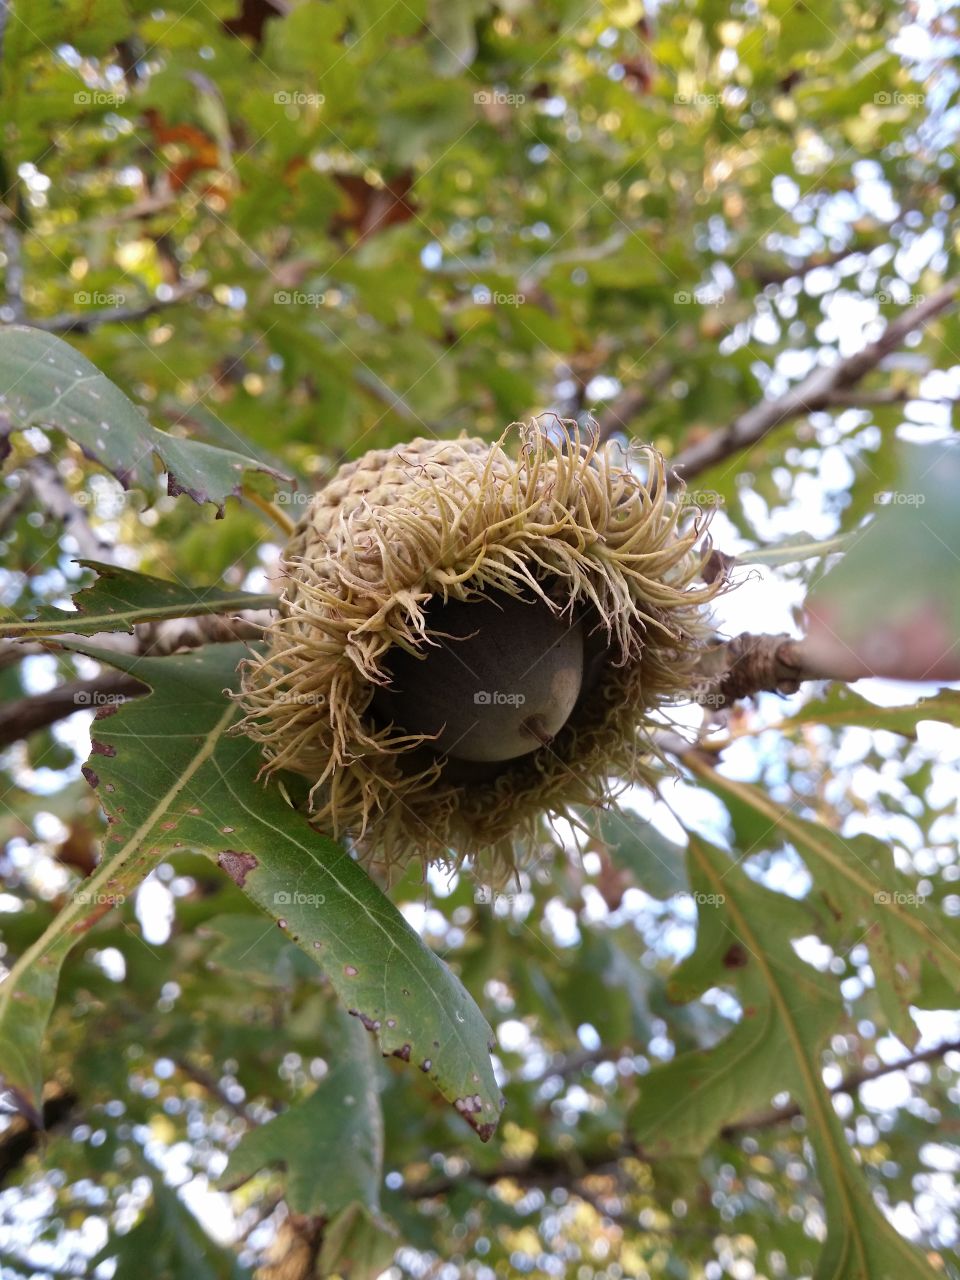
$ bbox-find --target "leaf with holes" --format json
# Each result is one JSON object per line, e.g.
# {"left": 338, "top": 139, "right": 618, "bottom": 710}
{"left": 630, "top": 833, "right": 942, "bottom": 1280}
{"left": 0, "top": 326, "right": 290, "bottom": 516}
{"left": 0, "top": 642, "right": 503, "bottom": 1138}
{"left": 0, "top": 559, "right": 278, "bottom": 639}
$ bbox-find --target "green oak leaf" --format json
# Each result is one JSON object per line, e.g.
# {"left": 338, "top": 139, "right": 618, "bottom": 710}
{"left": 0, "top": 326, "right": 290, "bottom": 516}
{"left": 631, "top": 833, "right": 942, "bottom": 1280}
{"left": 0, "top": 559, "right": 277, "bottom": 638}
{"left": 695, "top": 766, "right": 960, "bottom": 1044}
{"left": 0, "top": 643, "right": 503, "bottom": 1139}
{"left": 222, "top": 1008, "right": 391, "bottom": 1224}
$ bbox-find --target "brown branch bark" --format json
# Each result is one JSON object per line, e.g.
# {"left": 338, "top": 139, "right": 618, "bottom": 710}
{"left": 690, "top": 628, "right": 891, "bottom": 709}
{"left": 0, "top": 672, "right": 148, "bottom": 750}
{"left": 24, "top": 457, "right": 117, "bottom": 562}
{"left": 406, "top": 1038, "right": 960, "bottom": 1199}
{"left": 669, "top": 280, "right": 960, "bottom": 484}
{"left": 746, "top": 246, "right": 864, "bottom": 288}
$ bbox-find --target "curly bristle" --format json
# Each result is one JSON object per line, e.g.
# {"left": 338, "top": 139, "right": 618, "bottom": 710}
{"left": 235, "top": 421, "right": 722, "bottom": 879}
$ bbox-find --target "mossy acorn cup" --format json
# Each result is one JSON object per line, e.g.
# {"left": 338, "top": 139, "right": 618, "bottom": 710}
{"left": 236, "top": 423, "right": 720, "bottom": 881}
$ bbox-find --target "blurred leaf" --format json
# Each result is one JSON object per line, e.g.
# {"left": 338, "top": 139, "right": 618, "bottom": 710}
{"left": 691, "top": 765, "right": 960, "bottom": 1044}
{"left": 0, "top": 559, "right": 277, "bottom": 638}
{"left": 222, "top": 1009, "right": 388, "bottom": 1221}
{"left": 0, "top": 327, "right": 290, "bottom": 516}
{"left": 91, "top": 1177, "right": 252, "bottom": 1280}
{"left": 736, "top": 531, "right": 854, "bottom": 567}
{"left": 600, "top": 808, "right": 690, "bottom": 899}
{"left": 805, "top": 443, "right": 960, "bottom": 680}
{"left": 772, "top": 685, "right": 960, "bottom": 737}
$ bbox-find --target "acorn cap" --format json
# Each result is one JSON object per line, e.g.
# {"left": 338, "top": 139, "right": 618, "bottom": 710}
{"left": 236, "top": 422, "right": 720, "bottom": 880}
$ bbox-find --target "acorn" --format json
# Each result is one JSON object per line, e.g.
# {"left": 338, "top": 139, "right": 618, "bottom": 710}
{"left": 370, "top": 590, "right": 585, "bottom": 763}
{"left": 236, "top": 422, "right": 721, "bottom": 881}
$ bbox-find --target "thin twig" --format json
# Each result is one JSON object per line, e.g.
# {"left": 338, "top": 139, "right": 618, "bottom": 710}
{"left": 31, "top": 282, "right": 208, "bottom": 335}
{"left": 747, "top": 246, "right": 865, "bottom": 288}
{"left": 0, "top": 673, "right": 148, "bottom": 750}
{"left": 689, "top": 626, "right": 908, "bottom": 705}
{"left": 173, "top": 1055, "right": 251, "bottom": 1121}
{"left": 1, "top": 211, "right": 25, "bottom": 323}
{"left": 670, "top": 280, "right": 960, "bottom": 484}
{"left": 406, "top": 1037, "right": 960, "bottom": 1199}
{"left": 721, "top": 1037, "right": 960, "bottom": 1137}
{"left": 25, "top": 457, "right": 116, "bottom": 561}
{"left": 594, "top": 362, "right": 674, "bottom": 444}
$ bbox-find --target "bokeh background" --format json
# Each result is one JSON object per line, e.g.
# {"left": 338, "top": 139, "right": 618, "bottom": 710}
{"left": 1, "top": 0, "right": 960, "bottom": 1277}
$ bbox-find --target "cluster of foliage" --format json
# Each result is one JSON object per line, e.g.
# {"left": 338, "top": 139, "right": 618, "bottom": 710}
{"left": 0, "top": 0, "right": 959, "bottom": 1277}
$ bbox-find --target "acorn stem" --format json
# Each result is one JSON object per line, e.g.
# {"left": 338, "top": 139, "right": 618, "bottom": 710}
{"left": 521, "top": 715, "right": 554, "bottom": 746}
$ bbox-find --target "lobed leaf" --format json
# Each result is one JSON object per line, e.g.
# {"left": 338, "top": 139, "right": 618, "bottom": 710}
{"left": 0, "top": 325, "right": 290, "bottom": 516}
{"left": 630, "top": 833, "right": 942, "bottom": 1280}
{"left": 693, "top": 765, "right": 960, "bottom": 1044}
{"left": 0, "top": 643, "right": 503, "bottom": 1139}
{"left": 0, "top": 559, "right": 278, "bottom": 639}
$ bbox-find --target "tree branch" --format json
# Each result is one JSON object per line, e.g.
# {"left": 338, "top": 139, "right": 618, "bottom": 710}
{"left": 745, "top": 245, "right": 865, "bottom": 289}
{"left": 721, "top": 1036, "right": 960, "bottom": 1137}
{"left": 0, "top": 672, "right": 148, "bottom": 750}
{"left": 689, "top": 627, "right": 898, "bottom": 708}
{"left": 1, "top": 209, "right": 25, "bottom": 324}
{"left": 24, "top": 457, "right": 117, "bottom": 561}
{"left": 669, "top": 280, "right": 960, "bottom": 484}
{"left": 406, "top": 1037, "right": 960, "bottom": 1199}
{"left": 31, "top": 282, "right": 207, "bottom": 335}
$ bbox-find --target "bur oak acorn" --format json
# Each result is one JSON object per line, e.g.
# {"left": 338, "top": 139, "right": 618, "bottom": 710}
{"left": 236, "top": 422, "right": 721, "bottom": 880}
{"left": 371, "top": 591, "right": 585, "bottom": 763}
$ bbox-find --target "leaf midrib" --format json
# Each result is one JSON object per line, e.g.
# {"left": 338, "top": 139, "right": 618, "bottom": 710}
{"left": 1, "top": 592, "right": 279, "bottom": 638}
{"left": 688, "top": 835, "right": 929, "bottom": 1278}
{"left": 696, "top": 765, "right": 960, "bottom": 973}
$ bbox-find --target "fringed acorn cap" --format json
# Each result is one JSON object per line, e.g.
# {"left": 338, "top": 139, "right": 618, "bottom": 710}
{"left": 236, "top": 422, "right": 721, "bottom": 880}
